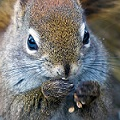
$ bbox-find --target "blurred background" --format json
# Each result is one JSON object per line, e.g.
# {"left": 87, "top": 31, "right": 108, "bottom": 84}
{"left": 0, "top": 0, "right": 120, "bottom": 119}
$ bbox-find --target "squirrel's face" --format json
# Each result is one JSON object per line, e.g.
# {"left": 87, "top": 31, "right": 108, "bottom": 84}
{"left": 21, "top": 0, "right": 90, "bottom": 79}
{"left": 24, "top": 0, "right": 90, "bottom": 79}
{"left": 2, "top": 0, "right": 91, "bottom": 93}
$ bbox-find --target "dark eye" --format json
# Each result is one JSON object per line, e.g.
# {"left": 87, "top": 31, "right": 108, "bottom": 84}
{"left": 27, "top": 34, "right": 38, "bottom": 50}
{"left": 83, "top": 30, "right": 90, "bottom": 45}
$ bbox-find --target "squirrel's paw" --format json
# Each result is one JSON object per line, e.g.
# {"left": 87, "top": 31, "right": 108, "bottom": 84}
{"left": 41, "top": 79, "right": 74, "bottom": 99}
{"left": 74, "top": 81, "right": 100, "bottom": 108}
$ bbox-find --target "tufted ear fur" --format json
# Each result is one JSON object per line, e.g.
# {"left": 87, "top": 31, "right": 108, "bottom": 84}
{"left": 20, "top": 0, "right": 29, "bottom": 7}
{"left": 20, "top": 0, "right": 33, "bottom": 7}
{"left": 19, "top": 0, "right": 34, "bottom": 18}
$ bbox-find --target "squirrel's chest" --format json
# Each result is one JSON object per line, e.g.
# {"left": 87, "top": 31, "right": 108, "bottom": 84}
{"left": 51, "top": 110, "right": 81, "bottom": 120}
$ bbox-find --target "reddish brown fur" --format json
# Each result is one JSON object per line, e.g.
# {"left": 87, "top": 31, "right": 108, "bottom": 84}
{"left": 28, "top": 0, "right": 82, "bottom": 65}
{"left": 29, "top": 0, "right": 75, "bottom": 23}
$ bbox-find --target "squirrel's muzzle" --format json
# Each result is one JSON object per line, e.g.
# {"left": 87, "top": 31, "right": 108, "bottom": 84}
{"left": 64, "top": 63, "right": 70, "bottom": 78}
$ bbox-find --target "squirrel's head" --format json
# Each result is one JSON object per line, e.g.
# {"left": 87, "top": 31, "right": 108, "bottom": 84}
{"left": 2, "top": 0, "right": 91, "bottom": 93}
{"left": 21, "top": 0, "right": 90, "bottom": 78}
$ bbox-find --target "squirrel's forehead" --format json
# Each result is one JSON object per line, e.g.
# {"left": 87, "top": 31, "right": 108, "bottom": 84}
{"left": 30, "top": 0, "right": 74, "bottom": 12}
{"left": 29, "top": 0, "right": 83, "bottom": 24}
{"left": 29, "top": 1, "right": 83, "bottom": 33}
{"left": 30, "top": 11, "right": 81, "bottom": 32}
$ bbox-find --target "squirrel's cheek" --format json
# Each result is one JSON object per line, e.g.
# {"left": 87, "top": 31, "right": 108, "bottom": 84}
{"left": 40, "top": 64, "right": 65, "bottom": 78}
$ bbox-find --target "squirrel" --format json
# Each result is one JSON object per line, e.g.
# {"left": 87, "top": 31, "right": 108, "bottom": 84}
{"left": 0, "top": 0, "right": 111, "bottom": 120}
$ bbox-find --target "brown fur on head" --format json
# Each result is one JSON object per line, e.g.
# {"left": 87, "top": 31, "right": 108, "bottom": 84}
{"left": 30, "top": 1, "right": 82, "bottom": 65}
{"left": 19, "top": 0, "right": 84, "bottom": 78}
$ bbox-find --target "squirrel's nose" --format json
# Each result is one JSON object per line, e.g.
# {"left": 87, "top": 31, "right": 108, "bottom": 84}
{"left": 64, "top": 63, "right": 70, "bottom": 78}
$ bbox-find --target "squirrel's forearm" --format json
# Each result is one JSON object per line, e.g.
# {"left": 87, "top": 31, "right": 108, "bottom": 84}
{"left": 15, "top": 87, "right": 43, "bottom": 113}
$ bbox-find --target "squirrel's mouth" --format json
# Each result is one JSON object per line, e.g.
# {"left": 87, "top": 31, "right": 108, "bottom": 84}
{"left": 42, "top": 63, "right": 79, "bottom": 81}
{"left": 39, "top": 55, "right": 80, "bottom": 80}
{"left": 43, "top": 76, "right": 69, "bottom": 81}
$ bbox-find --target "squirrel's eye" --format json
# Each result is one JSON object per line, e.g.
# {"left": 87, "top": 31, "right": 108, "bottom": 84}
{"left": 83, "top": 30, "right": 90, "bottom": 45}
{"left": 27, "top": 34, "right": 38, "bottom": 50}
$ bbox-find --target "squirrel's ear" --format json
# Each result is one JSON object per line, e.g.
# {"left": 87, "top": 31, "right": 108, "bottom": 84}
{"left": 20, "top": 0, "right": 32, "bottom": 7}
{"left": 19, "top": 0, "right": 31, "bottom": 17}
{"left": 20, "top": 0, "right": 28, "bottom": 8}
